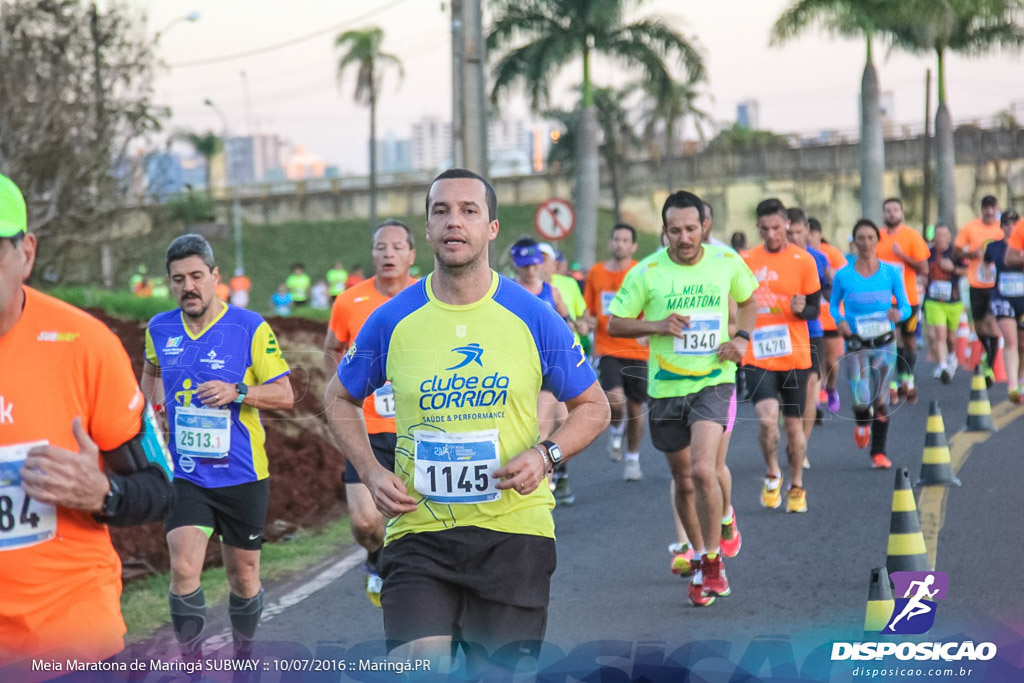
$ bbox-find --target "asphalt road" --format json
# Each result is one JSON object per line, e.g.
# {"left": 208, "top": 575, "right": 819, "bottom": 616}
{"left": 138, "top": 358, "right": 1024, "bottom": 681}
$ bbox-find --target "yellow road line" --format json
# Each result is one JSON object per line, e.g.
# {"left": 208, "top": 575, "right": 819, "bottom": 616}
{"left": 919, "top": 400, "right": 1024, "bottom": 569}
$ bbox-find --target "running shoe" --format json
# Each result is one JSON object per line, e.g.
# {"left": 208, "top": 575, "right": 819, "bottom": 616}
{"left": 819, "top": 388, "right": 828, "bottom": 404}
{"left": 827, "top": 389, "right": 841, "bottom": 413}
{"left": 854, "top": 425, "right": 871, "bottom": 449}
{"left": 669, "top": 542, "right": 695, "bottom": 576}
{"left": 687, "top": 560, "right": 715, "bottom": 607}
{"left": 622, "top": 458, "right": 643, "bottom": 481}
{"left": 700, "top": 553, "right": 731, "bottom": 597}
{"left": 720, "top": 512, "right": 741, "bottom": 558}
{"left": 803, "top": 454, "right": 811, "bottom": 469}
{"left": 871, "top": 453, "right": 892, "bottom": 469}
{"left": 365, "top": 569, "right": 383, "bottom": 608}
{"left": 1010, "top": 389, "right": 1023, "bottom": 405}
{"left": 933, "top": 365, "right": 944, "bottom": 380}
{"left": 760, "top": 476, "right": 782, "bottom": 509}
{"left": 984, "top": 364, "right": 995, "bottom": 389}
{"left": 553, "top": 476, "right": 575, "bottom": 505}
{"left": 785, "top": 485, "right": 808, "bottom": 513}
{"left": 905, "top": 385, "right": 918, "bottom": 404}
{"left": 889, "top": 381, "right": 899, "bottom": 404}
{"left": 939, "top": 366, "right": 951, "bottom": 384}
{"left": 608, "top": 431, "right": 624, "bottom": 461}
{"left": 947, "top": 354, "right": 958, "bottom": 381}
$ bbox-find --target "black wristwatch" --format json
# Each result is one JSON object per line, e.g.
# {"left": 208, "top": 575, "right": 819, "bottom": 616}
{"left": 234, "top": 383, "right": 248, "bottom": 404}
{"left": 541, "top": 440, "right": 563, "bottom": 467}
{"left": 734, "top": 330, "right": 751, "bottom": 342}
{"left": 100, "top": 476, "right": 123, "bottom": 517}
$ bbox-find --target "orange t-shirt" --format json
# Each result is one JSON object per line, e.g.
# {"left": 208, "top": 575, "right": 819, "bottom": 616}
{"left": 215, "top": 282, "right": 230, "bottom": 302}
{"left": 955, "top": 219, "right": 1004, "bottom": 289}
{"left": 584, "top": 261, "right": 648, "bottom": 361}
{"left": 0, "top": 287, "right": 145, "bottom": 664}
{"left": 877, "top": 224, "right": 930, "bottom": 305}
{"left": 328, "top": 276, "right": 416, "bottom": 434}
{"left": 229, "top": 275, "right": 251, "bottom": 292}
{"left": 1007, "top": 220, "right": 1024, "bottom": 251}
{"left": 817, "top": 242, "right": 847, "bottom": 331}
{"left": 741, "top": 244, "right": 821, "bottom": 371}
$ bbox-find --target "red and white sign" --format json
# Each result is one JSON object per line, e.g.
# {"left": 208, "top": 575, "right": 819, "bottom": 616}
{"left": 534, "top": 198, "right": 576, "bottom": 241}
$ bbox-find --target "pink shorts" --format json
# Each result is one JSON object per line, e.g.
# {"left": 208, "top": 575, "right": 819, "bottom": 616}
{"left": 725, "top": 388, "right": 737, "bottom": 434}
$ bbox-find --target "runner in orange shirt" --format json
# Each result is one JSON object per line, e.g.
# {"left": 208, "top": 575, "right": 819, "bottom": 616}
{"left": 0, "top": 174, "right": 172, "bottom": 667}
{"left": 877, "top": 198, "right": 930, "bottom": 402}
{"left": 324, "top": 220, "right": 417, "bottom": 607}
{"left": 955, "top": 195, "right": 1006, "bottom": 386}
{"left": 808, "top": 218, "right": 848, "bottom": 413}
{"left": 742, "top": 198, "right": 822, "bottom": 514}
{"left": 583, "top": 224, "right": 648, "bottom": 481}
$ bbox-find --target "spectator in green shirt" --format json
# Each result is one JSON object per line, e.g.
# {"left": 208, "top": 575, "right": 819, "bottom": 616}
{"left": 326, "top": 261, "right": 348, "bottom": 300}
{"left": 285, "top": 263, "right": 311, "bottom": 307}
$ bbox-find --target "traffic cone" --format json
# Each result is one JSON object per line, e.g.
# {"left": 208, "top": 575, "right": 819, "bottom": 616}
{"left": 993, "top": 336, "right": 1008, "bottom": 384}
{"left": 864, "top": 566, "right": 896, "bottom": 632}
{"left": 965, "top": 365, "right": 996, "bottom": 432}
{"left": 954, "top": 312, "right": 971, "bottom": 368}
{"left": 886, "top": 468, "right": 929, "bottom": 573}
{"left": 968, "top": 332, "right": 984, "bottom": 371}
{"left": 915, "top": 402, "right": 961, "bottom": 487}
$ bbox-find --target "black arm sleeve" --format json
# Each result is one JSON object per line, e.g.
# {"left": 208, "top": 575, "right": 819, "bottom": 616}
{"left": 93, "top": 403, "right": 174, "bottom": 526}
{"left": 796, "top": 289, "right": 821, "bottom": 321}
{"left": 95, "top": 466, "right": 173, "bottom": 527}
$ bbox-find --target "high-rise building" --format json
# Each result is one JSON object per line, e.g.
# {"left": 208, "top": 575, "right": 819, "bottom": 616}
{"left": 737, "top": 99, "right": 760, "bottom": 130}
{"left": 377, "top": 132, "right": 414, "bottom": 174}
{"left": 411, "top": 116, "right": 452, "bottom": 171}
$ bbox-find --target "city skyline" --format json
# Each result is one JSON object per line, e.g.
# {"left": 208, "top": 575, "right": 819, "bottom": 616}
{"left": 144, "top": 0, "right": 1024, "bottom": 175}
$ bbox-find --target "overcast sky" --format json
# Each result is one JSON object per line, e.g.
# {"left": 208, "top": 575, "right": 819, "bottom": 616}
{"left": 141, "top": 0, "right": 1024, "bottom": 174}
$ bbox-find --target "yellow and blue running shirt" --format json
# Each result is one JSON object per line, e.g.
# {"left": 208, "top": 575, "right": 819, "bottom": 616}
{"left": 610, "top": 244, "right": 758, "bottom": 399}
{"left": 145, "top": 305, "right": 290, "bottom": 488}
{"left": 338, "top": 271, "right": 595, "bottom": 544}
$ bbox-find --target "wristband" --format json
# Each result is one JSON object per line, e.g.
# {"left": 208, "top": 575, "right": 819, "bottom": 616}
{"left": 533, "top": 444, "right": 553, "bottom": 474}
{"left": 734, "top": 330, "right": 750, "bottom": 342}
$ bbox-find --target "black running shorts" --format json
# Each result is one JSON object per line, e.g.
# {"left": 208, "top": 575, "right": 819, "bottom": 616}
{"left": 647, "top": 383, "right": 734, "bottom": 453}
{"left": 379, "top": 527, "right": 556, "bottom": 662}
{"left": 166, "top": 478, "right": 269, "bottom": 550}
{"left": 344, "top": 432, "right": 398, "bottom": 484}
{"left": 597, "top": 355, "right": 649, "bottom": 405}
{"left": 970, "top": 287, "right": 993, "bottom": 322}
{"left": 743, "top": 365, "right": 810, "bottom": 418}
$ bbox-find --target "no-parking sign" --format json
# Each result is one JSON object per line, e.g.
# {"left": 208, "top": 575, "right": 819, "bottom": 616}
{"left": 534, "top": 198, "right": 576, "bottom": 241}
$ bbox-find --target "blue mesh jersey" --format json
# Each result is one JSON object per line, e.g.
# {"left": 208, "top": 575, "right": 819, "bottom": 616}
{"left": 806, "top": 245, "right": 830, "bottom": 339}
{"left": 338, "top": 272, "right": 596, "bottom": 543}
{"left": 830, "top": 262, "right": 911, "bottom": 338}
{"left": 145, "top": 305, "right": 290, "bottom": 488}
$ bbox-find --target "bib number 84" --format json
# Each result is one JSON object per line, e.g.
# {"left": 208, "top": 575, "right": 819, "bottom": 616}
{"left": 0, "top": 494, "right": 41, "bottom": 533}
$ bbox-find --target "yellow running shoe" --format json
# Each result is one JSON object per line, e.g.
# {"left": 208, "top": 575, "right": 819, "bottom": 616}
{"left": 760, "top": 476, "right": 782, "bottom": 509}
{"left": 786, "top": 485, "right": 808, "bottom": 513}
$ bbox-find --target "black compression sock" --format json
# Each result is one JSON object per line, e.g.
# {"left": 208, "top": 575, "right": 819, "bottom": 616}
{"left": 169, "top": 587, "right": 206, "bottom": 656}
{"left": 229, "top": 588, "right": 265, "bottom": 656}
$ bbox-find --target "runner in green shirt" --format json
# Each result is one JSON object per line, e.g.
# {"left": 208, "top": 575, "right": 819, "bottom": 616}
{"left": 326, "top": 262, "right": 349, "bottom": 299}
{"left": 608, "top": 190, "right": 757, "bottom": 608}
{"left": 285, "top": 264, "right": 311, "bottom": 306}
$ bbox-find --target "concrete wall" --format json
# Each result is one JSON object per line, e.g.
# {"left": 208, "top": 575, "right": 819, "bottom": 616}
{"left": 207, "top": 126, "right": 1024, "bottom": 248}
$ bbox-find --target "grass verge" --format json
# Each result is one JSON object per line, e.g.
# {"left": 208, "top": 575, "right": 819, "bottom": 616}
{"left": 121, "top": 517, "right": 353, "bottom": 641}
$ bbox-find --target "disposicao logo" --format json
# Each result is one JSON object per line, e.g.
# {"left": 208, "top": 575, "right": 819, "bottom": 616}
{"left": 832, "top": 571, "right": 997, "bottom": 662}
{"left": 881, "top": 571, "right": 947, "bottom": 635}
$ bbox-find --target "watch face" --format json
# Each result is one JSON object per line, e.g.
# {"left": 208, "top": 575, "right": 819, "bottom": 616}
{"left": 547, "top": 443, "right": 563, "bottom": 463}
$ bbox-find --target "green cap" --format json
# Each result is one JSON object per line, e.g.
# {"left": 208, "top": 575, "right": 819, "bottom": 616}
{"left": 0, "top": 174, "right": 28, "bottom": 238}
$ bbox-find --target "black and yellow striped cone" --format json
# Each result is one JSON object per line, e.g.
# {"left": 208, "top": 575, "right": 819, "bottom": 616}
{"left": 886, "top": 468, "right": 930, "bottom": 573}
{"left": 864, "top": 566, "right": 896, "bottom": 632}
{"left": 965, "top": 365, "right": 995, "bottom": 432}
{"left": 916, "top": 401, "right": 961, "bottom": 487}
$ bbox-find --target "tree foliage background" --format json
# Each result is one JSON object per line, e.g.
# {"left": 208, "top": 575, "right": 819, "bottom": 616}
{"left": 0, "top": 0, "right": 164, "bottom": 284}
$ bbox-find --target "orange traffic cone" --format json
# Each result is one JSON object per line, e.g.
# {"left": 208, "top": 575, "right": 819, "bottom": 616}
{"left": 993, "top": 336, "right": 1008, "bottom": 384}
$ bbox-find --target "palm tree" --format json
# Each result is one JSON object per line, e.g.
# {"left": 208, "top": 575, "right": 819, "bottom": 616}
{"left": 179, "top": 131, "right": 221, "bottom": 199}
{"left": 635, "top": 75, "right": 712, "bottom": 192}
{"left": 547, "top": 86, "right": 641, "bottom": 224}
{"left": 335, "top": 26, "right": 403, "bottom": 229}
{"left": 772, "top": 0, "right": 898, "bottom": 226}
{"left": 489, "top": 0, "right": 705, "bottom": 267}
{"left": 887, "top": 0, "right": 1024, "bottom": 229}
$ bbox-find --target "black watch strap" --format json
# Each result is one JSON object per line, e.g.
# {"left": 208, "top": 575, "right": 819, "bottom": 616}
{"left": 735, "top": 330, "right": 751, "bottom": 342}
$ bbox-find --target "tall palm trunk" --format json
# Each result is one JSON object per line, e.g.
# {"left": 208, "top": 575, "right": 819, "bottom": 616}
{"left": 368, "top": 64, "right": 378, "bottom": 230}
{"left": 934, "top": 48, "right": 956, "bottom": 229}
{"left": 664, "top": 122, "right": 676, "bottom": 192}
{"left": 860, "top": 37, "right": 884, "bottom": 225}
{"left": 576, "top": 43, "right": 599, "bottom": 268}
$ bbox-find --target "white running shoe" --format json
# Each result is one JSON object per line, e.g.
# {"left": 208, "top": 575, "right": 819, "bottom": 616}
{"left": 608, "top": 431, "right": 624, "bottom": 461}
{"left": 623, "top": 458, "right": 643, "bottom": 481}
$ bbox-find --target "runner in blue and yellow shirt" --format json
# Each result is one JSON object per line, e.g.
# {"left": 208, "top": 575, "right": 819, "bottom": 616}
{"left": 325, "top": 169, "right": 608, "bottom": 670}
{"left": 142, "top": 234, "right": 293, "bottom": 661}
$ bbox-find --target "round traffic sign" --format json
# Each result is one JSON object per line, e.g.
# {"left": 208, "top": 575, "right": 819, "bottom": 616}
{"left": 534, "top": 198, "right": 576, "bottom": 241}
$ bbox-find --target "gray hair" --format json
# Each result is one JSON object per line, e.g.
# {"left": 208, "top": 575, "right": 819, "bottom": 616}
{"left": 166, "top": 233, "right": 216, "bottom": 272}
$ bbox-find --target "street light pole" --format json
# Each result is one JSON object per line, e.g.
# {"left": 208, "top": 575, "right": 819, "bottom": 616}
{"left": 204, "top": 98, "right": 244, "bottom": 274}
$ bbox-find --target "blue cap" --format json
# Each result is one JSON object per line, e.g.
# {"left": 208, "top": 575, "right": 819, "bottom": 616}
{"left": 510, "top": 244, "right": 544, "bottom": 267}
